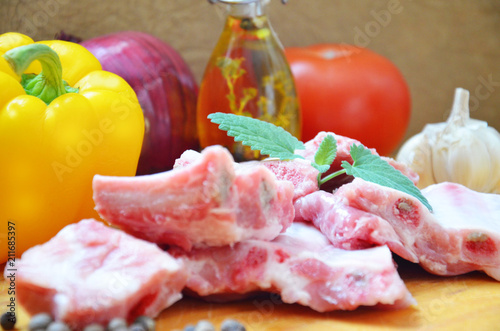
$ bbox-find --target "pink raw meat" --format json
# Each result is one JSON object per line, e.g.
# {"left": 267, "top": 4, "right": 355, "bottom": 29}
{"left": 170, "top": 222, "right": 415, "bottom": 312}
{"left": 296, "top": 131, "right": 419, "bottom": 191}
{"left": 94, "top": 145, "right": 295, "bottom": 251}
{"left": 9, "top": 219, "right": 186, "bottom": 330}
{"left": 295, "top": 178, "right": 500, "bottom": 280}
{"left": 175, "top": 149, "right": 319, "bottom": 202}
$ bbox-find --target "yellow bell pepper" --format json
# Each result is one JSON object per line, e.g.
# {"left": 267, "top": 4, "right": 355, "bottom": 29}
{"left": 0, "top": 33, "right": 145, "bottom": 263}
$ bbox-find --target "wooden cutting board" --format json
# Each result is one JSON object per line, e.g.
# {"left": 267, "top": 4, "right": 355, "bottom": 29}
{"left": 2, "top": 258, "right": 500, "bottom": 331}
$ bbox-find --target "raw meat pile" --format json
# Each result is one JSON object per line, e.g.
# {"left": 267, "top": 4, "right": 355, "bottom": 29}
{"left": 8, "top": 131, "right": 500, "bottom": 329}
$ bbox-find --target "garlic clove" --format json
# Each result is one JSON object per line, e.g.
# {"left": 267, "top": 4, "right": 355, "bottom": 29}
{"left": 432, "top": 128, "right": 490, "bottom": 190}
{"left": 477, "top": 127, "right": 500, "bottom": 193}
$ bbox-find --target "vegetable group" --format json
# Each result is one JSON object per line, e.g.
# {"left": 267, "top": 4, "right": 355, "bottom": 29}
{"left": 81, "top": 31, "right": 199, "bottom": 174}
{"left": 285, "top": 44, "right": 411, "bottom": 156}
{"left": 0, "top": 32, "right": 144, "bottom": 262}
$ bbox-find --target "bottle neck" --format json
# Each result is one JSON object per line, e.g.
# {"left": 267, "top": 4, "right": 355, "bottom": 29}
{"left": 221, "top": 0, "right": 269, "bottom": 18}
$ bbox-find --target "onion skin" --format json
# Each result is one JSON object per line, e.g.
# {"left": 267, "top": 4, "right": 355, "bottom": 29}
{"left": 81, "top": 31, "right": 199, "bottom": 175}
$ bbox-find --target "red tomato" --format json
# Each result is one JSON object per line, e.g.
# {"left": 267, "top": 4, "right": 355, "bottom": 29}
{"left": 285, "top": 44, "right": 411, "bottom": 156}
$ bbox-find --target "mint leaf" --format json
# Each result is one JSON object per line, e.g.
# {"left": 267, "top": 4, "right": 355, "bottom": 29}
{"left": 312, "top": 134, "right": 337, "bottom": 174}
{"left": 342, "top": 145, "right": 433, "bottom": 212}
{"left": 208, "top": 112, "right": 305, "bottom": 160}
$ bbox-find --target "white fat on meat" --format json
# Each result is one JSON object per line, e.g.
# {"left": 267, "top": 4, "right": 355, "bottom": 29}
{"left": 170, "top": 222, "right": 415, "bottom": 312}
{"left": 93, "top": 145, "right": 295, "bottom": 251}
{"left": 295, "top": 178, "right": 500, "bottom": 280}
{"left": 7, "top": 219, "right": 186, "bottom": 330}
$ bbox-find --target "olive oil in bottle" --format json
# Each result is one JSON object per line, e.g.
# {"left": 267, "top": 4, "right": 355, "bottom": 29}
{"left": 197, "top": 0, "right": 301, "bottom": 161}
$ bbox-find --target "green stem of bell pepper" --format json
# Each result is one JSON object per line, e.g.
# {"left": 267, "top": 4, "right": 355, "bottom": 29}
{"left": 3, "top": 43, "right": 78, "bottom": 105}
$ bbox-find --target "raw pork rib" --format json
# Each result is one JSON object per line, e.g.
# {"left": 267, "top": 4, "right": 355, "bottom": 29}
{"left": 295, "top": 178, "right": 500, "bottom": 280}
{"left": 175, "top": 149, "right": 319, "bottom": 202}
{"left": 170, "top": 222, "right": 415, "bottom": 312}
{"left": 296, "top": 131, "right": 419, "bottom": 191}
{"left": 94, "top": 145, "right": 294, "bottom": 250}
{"left": 10, "top": 219, "right": 186, "bottom": 330}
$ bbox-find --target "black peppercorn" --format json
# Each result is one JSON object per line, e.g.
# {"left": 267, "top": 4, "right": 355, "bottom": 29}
{"left": 1, "top": 312, "right": 16, "bottom": 331}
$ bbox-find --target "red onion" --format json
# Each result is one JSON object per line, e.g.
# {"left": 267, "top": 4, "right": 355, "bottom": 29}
{"left": 81, "top": 31, "right": 199, "bottom": 175}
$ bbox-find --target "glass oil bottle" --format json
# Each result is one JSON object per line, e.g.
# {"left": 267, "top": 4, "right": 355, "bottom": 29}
{"left": 197, "top": 0, "right": 301, "bottom": 161}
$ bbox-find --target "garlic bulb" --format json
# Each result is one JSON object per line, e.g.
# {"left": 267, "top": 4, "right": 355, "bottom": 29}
{"left": 397, "top": 87, "right": 500, "bottom": 193}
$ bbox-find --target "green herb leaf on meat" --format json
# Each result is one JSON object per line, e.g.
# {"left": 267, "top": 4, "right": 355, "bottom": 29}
{"left": 208, "top": 112, "right": 305, "bottom": 160}
{"left": 312, "top": 134, "right": 337, "bottom": 185}
{"left": 208, "top": 112, "right": 433, "bottom": 212}
{"left": 342, "top": 144, "right": 433, "bottom": 211}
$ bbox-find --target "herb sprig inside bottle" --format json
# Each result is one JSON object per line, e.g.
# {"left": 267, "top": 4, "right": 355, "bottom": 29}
{"left": 208, "top": 112, "right": 433, "bottom": 211}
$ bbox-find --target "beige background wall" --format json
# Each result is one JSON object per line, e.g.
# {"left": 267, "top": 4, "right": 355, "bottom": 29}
{"left": 1, "top": 0, "right": 499, "bottom": 152}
